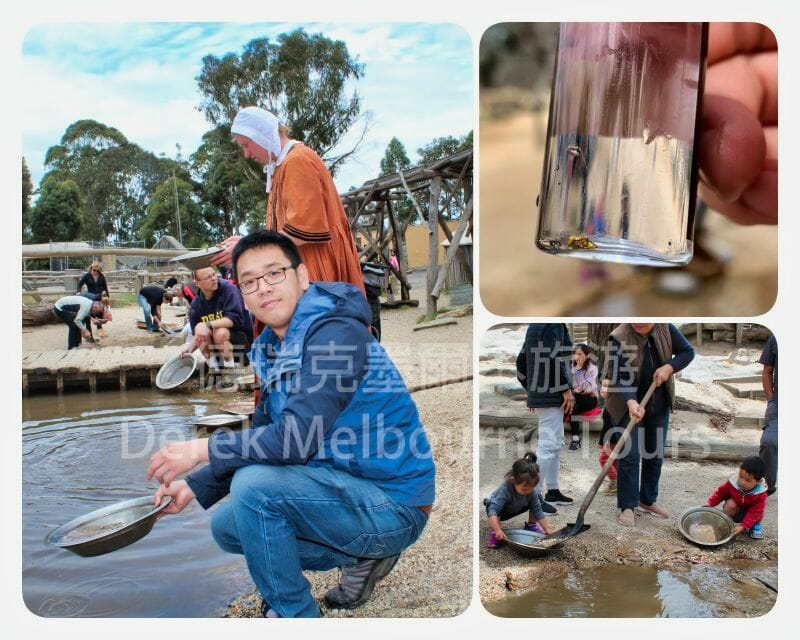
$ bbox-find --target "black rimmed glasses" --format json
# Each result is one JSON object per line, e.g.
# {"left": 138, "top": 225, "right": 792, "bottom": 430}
{"left": 238, "top": 266, "right": 296, "bottom": 294}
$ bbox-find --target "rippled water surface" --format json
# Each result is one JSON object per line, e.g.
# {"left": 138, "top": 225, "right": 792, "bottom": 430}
{"left": 22, "top": 389, "right": 252, "bottom": 617}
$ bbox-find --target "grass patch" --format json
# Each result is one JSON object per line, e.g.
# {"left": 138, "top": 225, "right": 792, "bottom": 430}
{"left": 111, "top": 292, "right": 138, "bottom": 307}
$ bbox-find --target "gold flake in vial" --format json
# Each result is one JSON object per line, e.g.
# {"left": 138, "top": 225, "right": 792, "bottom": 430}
{"left": 567, "top": 235, "right": 597, "bottom": 250}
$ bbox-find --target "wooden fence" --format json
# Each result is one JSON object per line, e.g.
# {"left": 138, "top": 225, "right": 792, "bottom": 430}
{"left": 22, "top": 269, "right": 190, "bottom": 302}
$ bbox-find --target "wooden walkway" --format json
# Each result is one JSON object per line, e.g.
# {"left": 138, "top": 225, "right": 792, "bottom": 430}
{"left": 22, "top": 345, "right": 183, "bottom": 394}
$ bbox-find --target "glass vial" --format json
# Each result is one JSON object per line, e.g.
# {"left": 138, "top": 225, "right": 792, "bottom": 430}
{"left": 536, "top": 22, "right": 708, "bottom": 266}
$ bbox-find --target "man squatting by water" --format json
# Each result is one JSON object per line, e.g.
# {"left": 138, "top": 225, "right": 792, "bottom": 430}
{"left": 146, "top": 231, "right": 435, "bottom": 618}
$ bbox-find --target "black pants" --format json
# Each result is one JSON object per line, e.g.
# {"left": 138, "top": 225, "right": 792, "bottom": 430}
{"left": 54, "top": 305, "right": 82, "bottom": 350}
{"left": 366, "top": 294, "right": 382, "bottom": 342}
{"left": 568, "top": 393, "right": 598, "bottom": 437}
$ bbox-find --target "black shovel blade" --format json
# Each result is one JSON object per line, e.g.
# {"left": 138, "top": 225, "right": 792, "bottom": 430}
{"left": 540, "top": 522, "right": 591, "bottom": 543}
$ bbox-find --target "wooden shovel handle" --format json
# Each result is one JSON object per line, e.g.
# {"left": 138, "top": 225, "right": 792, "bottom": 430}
{"left": 575, "top": 380, "right": 659, "bottom": 524}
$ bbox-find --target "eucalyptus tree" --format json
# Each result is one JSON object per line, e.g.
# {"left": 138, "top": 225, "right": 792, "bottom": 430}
{"left": 22, "top": 157, "right": 33, "bottom": 241}
{"left": 41, "top": 119, "right": 176, "bottom": 243}
{"left": 417, "top": 131, "right": 473, "bottom": 220}
{"left": 190, "top": 125, "right": 266, "bottom": 238}
{"left": 29, "top": 177, "right": 83, "bottom": 242}
{"left": 139, "top": 177, "right": 208, "bottom": 248}
{"left": 195, "top": 28, "right": 367, "bottom": 177}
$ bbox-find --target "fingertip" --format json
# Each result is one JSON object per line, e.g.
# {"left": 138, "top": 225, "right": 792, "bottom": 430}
{"left": 699, "top": 95, "right": 766, "bottom": 202}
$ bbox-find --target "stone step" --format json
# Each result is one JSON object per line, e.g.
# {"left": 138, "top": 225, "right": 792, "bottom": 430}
{"left": 718, "top": 380, "right": 766, "bottom": 399}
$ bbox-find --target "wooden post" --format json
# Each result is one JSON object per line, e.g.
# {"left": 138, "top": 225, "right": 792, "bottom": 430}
{"left": 735, "top": 324, "right": 743, "bottom": 346}
{"left": 89, "top": 373, "right": 97, "bottom": 393}
{"left": 426, "top": 177, "right": 441, "bottom": 319}
{"left": 150, "top": 368, "right": 157, "bottom": 387}
{"left": 431, "top": 196, "right": 473, "bottom": 299}
{"left": 56, "top": 372, "right": 64, "bottom": 394}
{"left": 696, "top": 323, "right": 704, "bottom": 346}
{"left": 463, "top": 175, "right": 475, "bottom": 255}
{"left": 119, "top": 368, "right": 127, "bottom": 391}
{"left": 386, "top": 200, "right": 411, "bottom": 301}
{"left": 377, "top": 202, "right": 386, "bottom": 251}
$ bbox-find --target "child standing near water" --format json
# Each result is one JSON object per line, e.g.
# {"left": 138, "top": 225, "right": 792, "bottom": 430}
{"left": 705, "top": 456, "right": 768, "bottom": 539}
{"left": 484, "top": 452, "right": 554, "bottom": 548}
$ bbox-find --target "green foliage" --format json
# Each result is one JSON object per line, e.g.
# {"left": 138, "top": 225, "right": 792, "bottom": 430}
{"left": 417, "top": 131, "right": 473, "bottom": 220}
{"left": 191, "top": 125, "right": 266, "bottom": 238}
{"left": 22, "top": 157, "right": 33, "bottom": 241}
{"left": 378, "top": 137, "right": 414, "bottom": 225}
{"left": 196, "top": 28, "right": 365, "bottom": 168}
{"left": 380, "top": 137, "right": 411, "bottom": 176}
{"left": 417, "top": 131, "right": 472, "bottom": 163}
{"left": 41, "top": 119, "right": 177, "bottom": 243}
{"left": 29, "top": 178, "right": 84, "bottom": 242}
{"left": 139, "top": 177, "right": 209, "bottom": 247}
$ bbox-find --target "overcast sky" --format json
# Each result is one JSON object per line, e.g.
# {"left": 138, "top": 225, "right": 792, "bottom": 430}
{"left": 21, "top": 22, "right": 472, "bottom": 194}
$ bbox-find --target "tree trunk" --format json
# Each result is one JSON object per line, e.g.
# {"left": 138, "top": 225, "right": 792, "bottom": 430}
{"left": 22, "top": 304, "right": 59, "bottom": 326}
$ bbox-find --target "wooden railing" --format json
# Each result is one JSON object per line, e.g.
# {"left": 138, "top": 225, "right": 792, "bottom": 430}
{"left": 22, "top": 269, "right": 191, "bottom": 300}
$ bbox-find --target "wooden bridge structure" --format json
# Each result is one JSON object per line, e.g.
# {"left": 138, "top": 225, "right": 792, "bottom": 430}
{"left": 22, "top": 346, "right": 186, "bottom": 395}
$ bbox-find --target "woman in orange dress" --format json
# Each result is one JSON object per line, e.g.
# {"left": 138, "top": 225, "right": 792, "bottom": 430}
{"left": 212, "top": 106, "right": 364, "bottom": 295}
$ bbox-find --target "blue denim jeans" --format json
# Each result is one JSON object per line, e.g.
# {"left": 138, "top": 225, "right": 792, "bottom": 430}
{"left": 137, "top": 294, "right": 154, "bottom": 331}
{"left": 209, "top": 464, "right": 428, "bottom": 618}
{"left": 759, "top": 399, "right": 778, "bottom": 491}
{"left": 615, "top": 409, "right": 670, "bottom": 510}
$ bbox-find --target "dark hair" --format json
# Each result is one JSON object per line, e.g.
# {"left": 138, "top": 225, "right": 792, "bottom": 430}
{"left": 573, "top": 343, "right": 593, "bottom": 371}
{"left": 505, "top": 452, "right": 540, "bottom": 486}
{"left": 191, "top": 266, "right": 217, "bottom": 280}
{"left": 232, "top": 231, "right": 303, "bottom": 281}
{"left": 741, "top": 456, "right": 766, "bottom": 480}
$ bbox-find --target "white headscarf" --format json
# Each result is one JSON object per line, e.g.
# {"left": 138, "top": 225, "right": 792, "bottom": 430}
{"left": 231, "top": 106, "right": 283, "bottom": 192}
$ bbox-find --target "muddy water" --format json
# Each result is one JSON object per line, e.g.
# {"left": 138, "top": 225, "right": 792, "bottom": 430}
{"left": 485, "top": 563, "right": 777, "bottom": 618}
{"left": 22, "top": 389, "right": 253, "bottom": 617}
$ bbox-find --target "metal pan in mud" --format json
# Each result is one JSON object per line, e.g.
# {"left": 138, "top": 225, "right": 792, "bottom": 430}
{"left": 678, "top": 506, "right": 736, "bottom": 547}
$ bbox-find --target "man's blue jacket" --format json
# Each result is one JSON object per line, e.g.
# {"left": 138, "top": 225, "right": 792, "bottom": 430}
{"left": 186, "top": 282, "right": 436, "bottom": 509}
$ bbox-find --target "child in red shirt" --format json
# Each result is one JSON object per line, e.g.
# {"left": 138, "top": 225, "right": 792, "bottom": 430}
{"left": 706, "top": 456, "right": 768, "bottom": 539}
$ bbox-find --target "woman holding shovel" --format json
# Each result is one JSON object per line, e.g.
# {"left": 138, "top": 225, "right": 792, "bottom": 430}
{"left": 603, "top": 324, "right": 694, "bottom": 527}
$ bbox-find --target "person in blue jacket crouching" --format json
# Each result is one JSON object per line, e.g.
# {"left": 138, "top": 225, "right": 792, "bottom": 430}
{"left": 146, "top": 230, "right": 435, "bottom": 618}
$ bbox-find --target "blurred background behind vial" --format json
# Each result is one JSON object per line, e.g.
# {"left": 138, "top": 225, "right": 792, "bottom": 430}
{"left": 478, "top": 23, "right": 777, "bottom": 317}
